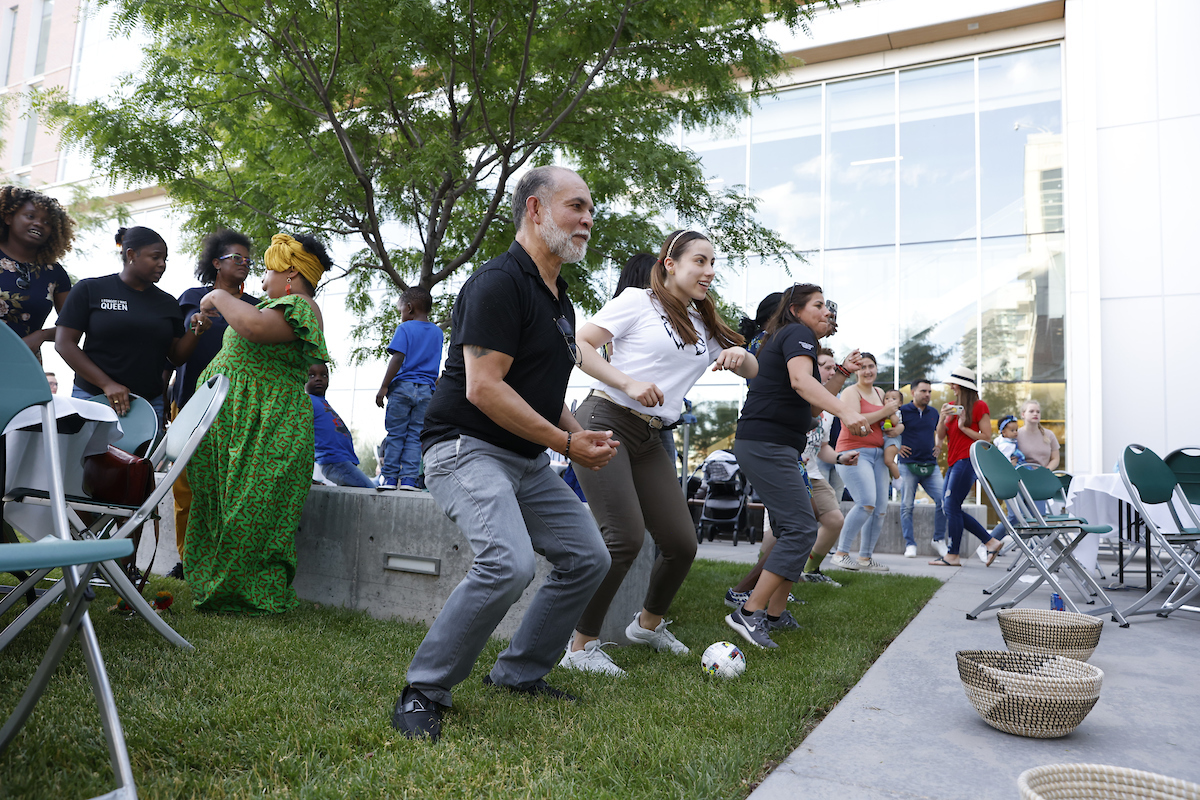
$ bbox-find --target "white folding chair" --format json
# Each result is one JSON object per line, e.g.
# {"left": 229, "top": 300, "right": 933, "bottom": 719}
{"left": 0, "top": 323, "right": 139, "bottom": 799}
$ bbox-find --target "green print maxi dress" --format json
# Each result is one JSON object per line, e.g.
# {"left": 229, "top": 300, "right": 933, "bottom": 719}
{"left": 185, "top": 294, "right": 329, "bottom": 614}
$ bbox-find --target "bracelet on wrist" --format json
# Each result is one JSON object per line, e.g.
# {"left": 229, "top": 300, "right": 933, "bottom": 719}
{"left": 836, "top": 363, "right": 852, "bottom": 377}
{"left": 564, "top": 431, "right": 572, "bottom": 458}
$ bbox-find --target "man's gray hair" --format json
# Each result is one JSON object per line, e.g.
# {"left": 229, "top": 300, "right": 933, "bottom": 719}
{"left": 513, "top": 166, "right": 567, "bottom": 232}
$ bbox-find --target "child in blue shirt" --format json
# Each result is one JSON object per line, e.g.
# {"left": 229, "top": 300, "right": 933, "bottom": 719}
{"left": 375, "top": 286, "right": 445, "bottom": 490}
{"left": 993, "top": 415, "right": 1027, "bottom": 466}
{"left": 307, "top": 363, "right": 374, "bottom": 488}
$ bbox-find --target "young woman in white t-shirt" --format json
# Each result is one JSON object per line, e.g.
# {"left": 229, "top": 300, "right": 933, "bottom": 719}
{"left": 560, "top": 229, "right": 758, "bottom": 676}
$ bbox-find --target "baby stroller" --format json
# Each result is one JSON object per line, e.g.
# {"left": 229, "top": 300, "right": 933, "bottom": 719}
{"left": 689, "top": 450, "right": 758, "bottom": 546}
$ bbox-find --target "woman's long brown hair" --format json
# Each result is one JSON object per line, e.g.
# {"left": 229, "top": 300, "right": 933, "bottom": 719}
{"left": 649, "top": 230, "right": 743, "bottom": 349}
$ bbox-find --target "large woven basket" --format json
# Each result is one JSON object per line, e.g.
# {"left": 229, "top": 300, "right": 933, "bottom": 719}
{"left": 1019, "top": 763, "right": 1200, "bottom": 800}
{"left": 997, "top": 608, "right": 1104, "bottom": 662}
{"left": 956, "top": 650, "right": 1103, "bottom": 738}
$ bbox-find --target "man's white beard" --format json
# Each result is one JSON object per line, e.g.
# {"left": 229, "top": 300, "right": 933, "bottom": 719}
{"left": 542, "top": 213, "right": 588, "bottom": 264}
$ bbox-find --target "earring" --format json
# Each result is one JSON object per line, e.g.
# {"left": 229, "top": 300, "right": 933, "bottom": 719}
{"left": 285, "top": 277, "right": 293, "bottom": 295}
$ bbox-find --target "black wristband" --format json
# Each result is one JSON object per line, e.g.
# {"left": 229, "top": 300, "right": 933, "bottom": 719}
{"left": 564, "top": 431, "right": 572, "bottom": 458}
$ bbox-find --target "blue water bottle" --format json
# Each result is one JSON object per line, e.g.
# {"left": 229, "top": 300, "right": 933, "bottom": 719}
{"left": 1050, "top": 592, "right": 1065, "bottom": 611}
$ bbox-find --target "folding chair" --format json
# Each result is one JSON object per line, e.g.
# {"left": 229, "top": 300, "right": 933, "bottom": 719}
{"left": 1117, "top": 444, "right": 1200, "bottom": 619}
{"left": 85, "top": 393, "right": 159, "bottom": 456}
{"left": 0, "top": 323, "right": 139, "bottom": 799}
{"left": 3, "top": 374, "right": 230, "bottom": 651}
{"left": 1165, "top": 447, "right": 1200, "bottom": 506}
{"left": 966, "top": 440, "right": 1127, "bottom": 626}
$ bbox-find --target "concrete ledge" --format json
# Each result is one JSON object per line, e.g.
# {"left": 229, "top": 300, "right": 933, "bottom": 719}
{"left": 293, "top": 486, "right": 651, "bottom": 643}
{"left": 842, "top": 501, "right": 989, "bottom": 557}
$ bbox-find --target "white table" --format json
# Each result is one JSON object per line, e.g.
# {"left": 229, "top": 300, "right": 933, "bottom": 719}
{"left": 1066, "top": 472, "right": 1200, "bottom": 587}
{"left": 2, "top": 396, "right": 123, "bottom": 541}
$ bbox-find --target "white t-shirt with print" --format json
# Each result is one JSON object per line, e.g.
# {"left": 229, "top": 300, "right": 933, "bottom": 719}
{"left": 587, "top": 289, "right": 720, "bottom": 424}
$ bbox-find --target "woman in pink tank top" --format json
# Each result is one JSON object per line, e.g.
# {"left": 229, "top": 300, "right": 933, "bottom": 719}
{"left": 830, "top": 353, "right": 901, "bottom": 572}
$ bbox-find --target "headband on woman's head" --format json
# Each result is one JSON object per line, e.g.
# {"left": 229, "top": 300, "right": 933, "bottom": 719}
{"left": 665, "top": 230, "right": 691, "bottom": 260}
{"left": 264, "top": 233, "right": 323, "bottom": 289}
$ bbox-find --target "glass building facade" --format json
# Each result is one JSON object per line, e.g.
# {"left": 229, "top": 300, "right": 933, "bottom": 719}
{"left": 676, "top": 44, "right": 1067, "bottom": 460}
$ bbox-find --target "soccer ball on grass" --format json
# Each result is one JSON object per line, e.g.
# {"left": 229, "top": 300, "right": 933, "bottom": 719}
{"left": 701, "top": 641, "right": 746, "bottom": 678}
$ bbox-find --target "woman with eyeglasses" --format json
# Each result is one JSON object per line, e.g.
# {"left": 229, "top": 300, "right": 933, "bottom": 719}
{"left": 163, "top": 229, "right": 260, "bottom": 579}
{"left": 56, "top": 226, "right": 201, "bottom": 424}
{"left": 0, "top": 186, "right": 76, "bottom": 358}
{"left": 559, "top": 229, "right": 757, "bottom": 676}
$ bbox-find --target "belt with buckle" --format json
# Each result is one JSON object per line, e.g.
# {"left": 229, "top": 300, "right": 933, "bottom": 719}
{"left": 589, "top": 389, "right": 674, "bottom": 430}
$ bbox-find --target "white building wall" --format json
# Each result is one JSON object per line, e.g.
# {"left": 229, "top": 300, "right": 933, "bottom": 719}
{"left": 1065, "top": 0, "right": 1200, "bottom": 472}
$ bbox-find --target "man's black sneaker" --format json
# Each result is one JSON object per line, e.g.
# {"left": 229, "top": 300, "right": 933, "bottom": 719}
{"left": 391, "top": 686, "right": 442, "bottom": 742}
{"left": 482, "top": 674, "right": 578, "bottom": 701}
{"left": 167, "top": 562, "right": 184, "bottom": 580}
{"left": 724, "top": 605, "right": 779, "bottom": 649}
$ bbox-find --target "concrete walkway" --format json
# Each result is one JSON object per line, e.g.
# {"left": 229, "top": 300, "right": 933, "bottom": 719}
{"left": 721, "top": 544, "right": 1200, "bottom": 799}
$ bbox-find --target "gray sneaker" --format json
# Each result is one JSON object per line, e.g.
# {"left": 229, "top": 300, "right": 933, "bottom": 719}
{"left": 768, "top": 609, "right": 802, "bottom": 631}
{"left": 829, "top": 554, "right": 859, "bottom": 571}
{"left": 856, "top": 556, "right": 890, "bottom": 573}
{"left": 625, "top": 613, "right": 689, "bottom": 654}
{"left": 558, "top": 640, "right": 626, "bottom": 676}
{"left": 724, "top": 605, "right": 778, "bottom": 649}
{"left": 800, "top": 569, "right": 842, "bottom": 588}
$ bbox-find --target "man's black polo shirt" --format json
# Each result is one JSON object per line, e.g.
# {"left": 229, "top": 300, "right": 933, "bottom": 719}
{"left": 421, "top": 241, "right": 576, "bottom": 459}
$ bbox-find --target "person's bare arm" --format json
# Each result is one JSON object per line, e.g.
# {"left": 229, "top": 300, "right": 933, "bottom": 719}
{"left": 956, "top": 412, "right": 992, "bottom": 443}
{"left": 376, "top": 352, "right": 405, "bottom": 407}
{"left": 55, "top": 325, "right": 131, "bottom": 414}
{"left": 464, "top": 345, "right": 618, "bottom": 470}
{"left": 576, "top": 322, "right": 664, "bottom": 407}
{"left": 200, "top": 289, "right": 299, "bottom": 344}
{"left": 1047, "top": 434, "right": 1061, "bottom": 470}
{"left": 711, "top": 347, "right": 757, "bottom": 378}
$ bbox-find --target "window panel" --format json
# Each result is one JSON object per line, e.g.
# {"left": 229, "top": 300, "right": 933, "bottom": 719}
{"left": 899, "top": 60, "right": 976, "bottom": 243}
{"left": 979, "top": 46, "right": 1063, "bottom": 237}
{"left": 822, "top": 245, "right": 896, "bottom": 384}
{"left": 683, "top": 117, "right": 748, "bottom": 195}
{"left": 898, "top": 239, "right": 977, "bottom": 386}
{"left": 749, "top": 87, "right": 822, "bottom": 250}
{"left": 826, "top": 74, "right": 896, "bottom": 249}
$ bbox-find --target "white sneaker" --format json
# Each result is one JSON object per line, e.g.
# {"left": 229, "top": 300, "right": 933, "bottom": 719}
{"left": 904, "top": 544, "right": 917, "bottom": 558}
{"left": 558, "top": 640, "right": 626, "bottom": 676}
{"left": 856, "top": 556, "right": 890, "bottom": 573}
{"left": 625, "top": 612, "right": 689, "bottom": 654}
{"left": 829, "top": 554, "right": 859, "bottom": 571}
{"left": 932, "top": 539, "right": 949, "bottom": 558}
{"left": 975, "top": 544, "right": 989, "bottom": 564}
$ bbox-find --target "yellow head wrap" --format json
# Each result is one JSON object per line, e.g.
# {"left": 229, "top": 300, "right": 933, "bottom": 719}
{"left": 263, "top": 233, "right": 324, "bottom": 291}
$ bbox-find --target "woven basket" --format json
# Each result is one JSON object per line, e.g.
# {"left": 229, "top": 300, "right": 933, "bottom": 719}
{"left": 997, "top": 608, "right": 1104, "bottom": 662}
{"left": 1019, "top": 763, "right": 1200, "bottom": 800}
{"left": 956, "top": 650, "right": 1103, "bottom": 738}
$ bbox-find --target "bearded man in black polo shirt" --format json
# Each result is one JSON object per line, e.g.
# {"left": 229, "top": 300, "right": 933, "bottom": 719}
{"left": 392, "top": 166, "right": 619, "bottom": 742}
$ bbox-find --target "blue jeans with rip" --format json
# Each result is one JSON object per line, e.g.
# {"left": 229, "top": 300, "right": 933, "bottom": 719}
{"left": 900, "top": 466, "right": 946, "bottom": 548}
{"left": 382, "top": 380, "right": 433, "bottom": 481}
{"left": 836, "top": 446, "right": 889, "bottom": 558}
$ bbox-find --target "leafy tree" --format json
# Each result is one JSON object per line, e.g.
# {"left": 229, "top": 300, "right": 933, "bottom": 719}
{"left": 41, "top": 0, "right": 843, "bottom": 356}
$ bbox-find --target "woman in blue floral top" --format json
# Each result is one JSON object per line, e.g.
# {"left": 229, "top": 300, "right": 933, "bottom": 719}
{"left": 0, "top": 186, "right": 75, "bottom": 360}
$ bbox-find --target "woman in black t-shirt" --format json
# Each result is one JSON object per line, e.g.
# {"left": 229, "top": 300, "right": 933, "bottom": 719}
{"left": 56, "top": 226, "right": 202, "bottom": 423}
{"left": 724, "top": 284, "right": 869, "bottom": 650}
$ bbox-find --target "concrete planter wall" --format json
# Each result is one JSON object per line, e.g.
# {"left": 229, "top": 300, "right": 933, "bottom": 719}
{"left": 292, "top": 486, "right": 652, "bottom": 643}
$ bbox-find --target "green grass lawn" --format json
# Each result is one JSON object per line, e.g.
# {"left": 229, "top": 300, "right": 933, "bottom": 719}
{"left": 1, "top": 560, "right": 939, "bottom": 799}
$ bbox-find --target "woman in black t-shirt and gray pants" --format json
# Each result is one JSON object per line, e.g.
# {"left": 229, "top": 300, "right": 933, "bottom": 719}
{"left": 56, "top": 226, "right": 201, "bottom": 425}
{"left": 726, "top": 284, "right": 869, "bottom": 649}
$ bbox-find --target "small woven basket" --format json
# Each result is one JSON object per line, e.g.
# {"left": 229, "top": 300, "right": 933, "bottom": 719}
{"left": 998, "top": 608, "right": 1104, "bottom": 662}
{"left": 956, "top": 650, "right": 1103, "bottom": 738}
{"left": 1019, "top": 763, "right": 1200, "bottom": 800}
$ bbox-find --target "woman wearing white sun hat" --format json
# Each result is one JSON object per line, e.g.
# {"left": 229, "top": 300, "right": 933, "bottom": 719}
{"left": 928, "top": 366, "right": 1005, "bottom": 567}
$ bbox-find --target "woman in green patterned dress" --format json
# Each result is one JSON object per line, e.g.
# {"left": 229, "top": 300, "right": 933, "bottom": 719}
{"left": 184, "top": 233, "right": 331, "bottom": 614}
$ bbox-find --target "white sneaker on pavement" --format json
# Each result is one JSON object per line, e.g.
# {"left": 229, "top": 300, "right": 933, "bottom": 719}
{"left": 856, "top": 556, "right": 890, "bottom": 572}
{"left": 975, "top": 544, "right": 989, "bottom": 564}
{"left": 904, "top": 544, "right": 917, "bottom": 558}
{"left": 625, "top": 612, "right": 690, "bottom": 654}
{"left": 558, "top": 640, "right": 626, "bottom": 676}
{"left": 829, "top": 554, "right": 860, "bottom": 571}
{"left": 932, "top": 539, "right": 949, "bottom": 558}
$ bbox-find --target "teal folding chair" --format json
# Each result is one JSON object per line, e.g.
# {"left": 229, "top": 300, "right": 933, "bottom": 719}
{"left": 1165, "top": 447, "right": 1200, "bottom": 506}
{"left": 1118, "top": 444, "right": 1200, "bottom": 619}
{"left": 967, "top": 440, "right": 1127, "bottom": 626}
{"left": 3, "top": 374, "right": 229, "bottom": 651}
{"left": 0, "top": 323, "right": 140, "bottom": 799}
{"left": 85, "top": 393, "right": 159, "bottom": 456}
